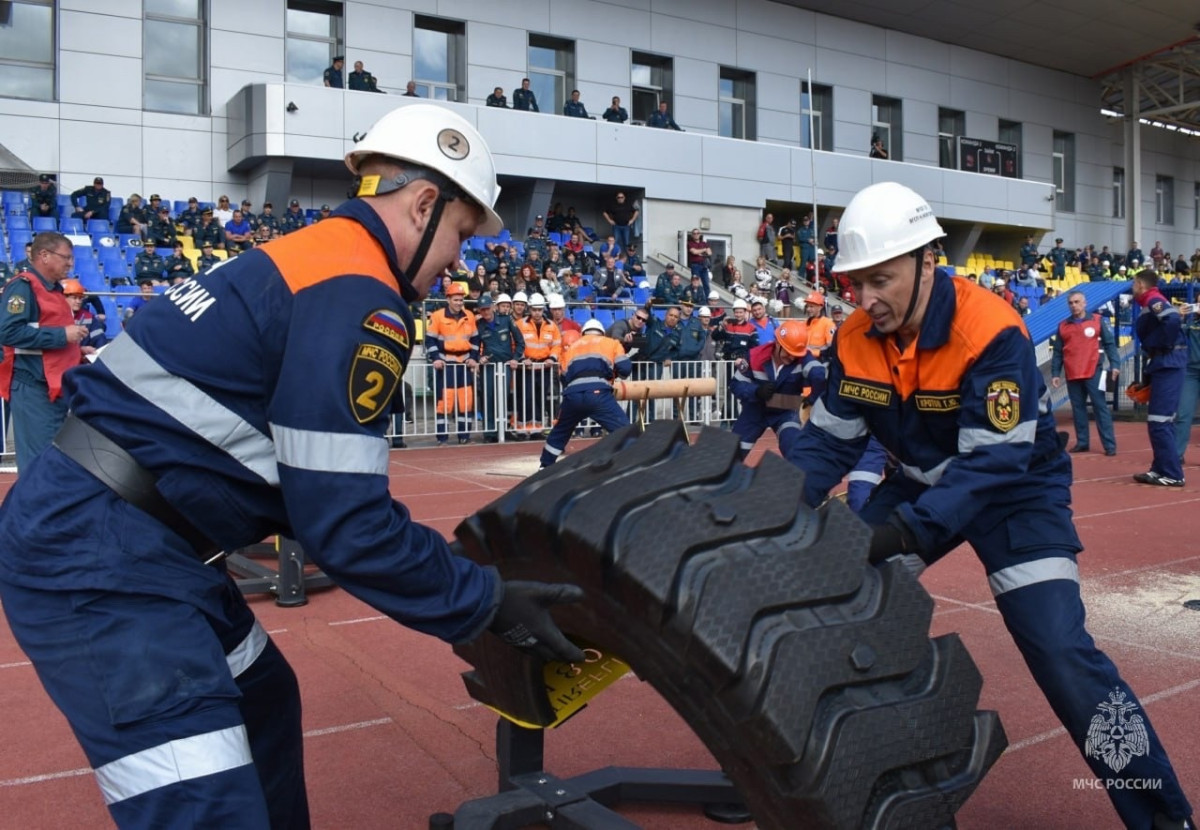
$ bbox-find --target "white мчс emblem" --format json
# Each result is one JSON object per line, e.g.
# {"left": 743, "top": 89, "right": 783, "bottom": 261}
{"left": 1083, "top": 326, "right": 1096, "bottom": 338}
{"left": 1084, "top": 688, "right": 1149, "bottom": 773}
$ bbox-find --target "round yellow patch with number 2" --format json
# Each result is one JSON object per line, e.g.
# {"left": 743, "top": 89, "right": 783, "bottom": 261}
{"left": 348, "top": 343, "right": 401, "bottom": 423}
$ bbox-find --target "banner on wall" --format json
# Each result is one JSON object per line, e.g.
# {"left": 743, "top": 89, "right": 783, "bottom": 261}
{"left": 957, "top": 137, "right": 1020, "bottom": 178}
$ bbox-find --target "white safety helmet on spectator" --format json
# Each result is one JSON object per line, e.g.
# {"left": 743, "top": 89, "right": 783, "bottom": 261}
{"left": 513, "top": 291, "right": 528, "bottom": 304}
{"left": 835, "top": 182, "right": 945, "bottom": 273}
{"left": 708, "top": 290, "right": 720, "bottom": 301}
{"left": 698, "top": 306, "right": 712, "bottom": 317}
{"left": 528, "top": 293, "right": 547, "bottom": 308}
{"left": 732, "top": 298, "right": 749, "bottom": 310}
{"left": 547, "top": 293, "right": 566, "bottom": 309}
{"left": 582, "top": 318, "right": 605, "bottom": 335}
{"left": 495, "top": 293, "right": 512, "bottom": 304}
{"left": 345, "top": 104, "right": 503, "bottom": 235}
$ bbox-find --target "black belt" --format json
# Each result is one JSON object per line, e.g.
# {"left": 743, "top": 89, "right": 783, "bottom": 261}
{"left": 53, "top": 414, "right": 223, "bottom": 563}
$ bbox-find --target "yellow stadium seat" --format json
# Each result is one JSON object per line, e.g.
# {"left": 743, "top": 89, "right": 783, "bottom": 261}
{"left": 183, "top": 250, "right": 200, "bottom": 269}
{"left": 213, "top": 249, "right": 228, "bottom": 261}
{"left": 180, "top": 236, "right": 194, "bottom": 251}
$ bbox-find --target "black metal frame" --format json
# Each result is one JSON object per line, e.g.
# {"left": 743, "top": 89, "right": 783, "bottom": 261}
{"left": 225, "top": 536, "right": 332, "bottom": 607}
{"left": 430, "top": 719, "right": 748, "bottom": 829}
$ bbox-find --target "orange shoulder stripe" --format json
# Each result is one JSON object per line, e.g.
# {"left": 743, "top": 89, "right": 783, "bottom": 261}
{"left": 260, "top": 218, "right": 397, "bottom": 295}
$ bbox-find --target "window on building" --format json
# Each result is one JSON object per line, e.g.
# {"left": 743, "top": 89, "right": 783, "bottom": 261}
{"left": 631, "top": 52, "right": 672, "bottom": 125}
{"left": 1155, "top": 175, "right": 1174, "bottom": 225}
{"left": 938, "top": 108, "right": 964, "bottom": 169}
{"left": 801, "top": 81, "right": 833, "bottom": 151}
{"left": 144, "top": 0, "right": 206, "bottom": 115}
{"left": 1113, "top": 167, "right": 1125, "bottom": 219}
{"left": 718, "top": 68, "right": 755, "bottom": 141}
{"left": 286, "top": 0, "right": 343, "bottom": 86}
{"left": 0, "top": 0, "right": 55, "bottom": 102}
{"left": 413, "top": 15, "right": 465, "bottom": 101}
{"left": 1052, "top": 131, "right": 1075, "bottom": 213}
{"left": 999, "top": 119, "right": 1022, "bottom": 177}
{"left": 528, "top": 34, "right": 574, "bottom": 116}
{"left": 872, "top": 95, "right": 902, "bottom": 161}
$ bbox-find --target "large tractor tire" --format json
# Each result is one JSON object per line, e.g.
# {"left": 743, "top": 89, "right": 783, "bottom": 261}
{"left": 454, "top": 422, "right": 1006, "bottom": 829}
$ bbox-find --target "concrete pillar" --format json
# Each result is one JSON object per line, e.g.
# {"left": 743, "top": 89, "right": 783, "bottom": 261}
{"left": 246, "top": 158, "right": 295, "bottom": 216}
{"left": 1123, "top": 69, "right": 1142, "bottom": 252}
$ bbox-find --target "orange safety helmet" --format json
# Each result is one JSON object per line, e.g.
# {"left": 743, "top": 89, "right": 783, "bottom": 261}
{"left": 560, "top": 329, "right": 582, "bottom": 349}
{"left": 61, "top": 279, "right": 85, "bottom": 296}
{"left": 774, "top": 322, "right": 809, "bottom": 357}
{"left": 804, "top": 292, "right": 825, "bottom": 307}
{"left": 1126, "top": 382, "right": 1151, "bottom": 405}
{"left": 445, "top": 281, "right": 467, "bottom": 297}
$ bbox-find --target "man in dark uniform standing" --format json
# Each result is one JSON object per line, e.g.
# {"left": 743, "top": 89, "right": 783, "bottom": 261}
{"left": 512, "top": 78, "right": 539, "bottom": 112}
{"left": 785, "top": 181, "right": 1193, "bottom": 830}
{"left": 323, "top": 55, "right": 345, "bottom": 88}
{"left": 1131, "top": 270, "right": 1187, "bottom": 486}
{"left": 475, "top": 293, "right": 525, "bottom": 442}
{"left": 0, "top": 232, "right": 89, "bottom": 470}
{"left": 0, "top": 104, "right": 583, "bottom": 830}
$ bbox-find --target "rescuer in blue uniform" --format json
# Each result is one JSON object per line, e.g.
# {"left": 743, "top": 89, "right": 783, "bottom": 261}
{"left": 783, "top": 181, "right": 1192, "bottom": 830}
{"left": 1131, "top": 270, "right": 1187, "bottom": 486}
{"left": 0, "top": 105, "right": 584, "bottom": 830}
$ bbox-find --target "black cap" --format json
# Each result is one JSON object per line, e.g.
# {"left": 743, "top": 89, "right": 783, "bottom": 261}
{"left": 144, "top": 239, "right": 156, "bottom": 245}
{"left": 188, "top": 197, "right": 198, "bottom": 203}
{"left": 290, "top": 199, "right": 300, "bottom": 206}
{"left": 536, "top": 214, "right": 543, "bottom": 219}
{"left": 202, "top": 241, "right": 213, "bottom": 248}
{"left": 158, "top": 206, "right": 169, "bottom": 213}
{"left": 321, "top": 204, "right": 330, "bottom": 210}
{"left": 38, "top": 173, "right": 51, "bottom": 183}
{"left": 149, "top": 194, "right": 160, "bottom": 200}
{"left": 202, "top": 207, "right": 213, "bottom": 214}
{"left": 94, "top": 176, "right": 104, "bottom": 184}
{"left": 241, "top": 199, "right": 251, "bottom": 206}
{"left": 332, "top": 55, "right": 344, "bottom": 62}
{"left": 1056, "top": 237, "right": 1063, "bottom": 242}
{"left": 665, "top": 263, "right": 675, "bottom": 270}
{"left": 262, "top": 202, "right": 272, "bottom": 209}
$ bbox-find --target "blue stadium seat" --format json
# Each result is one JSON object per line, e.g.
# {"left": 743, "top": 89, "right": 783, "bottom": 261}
{"left": 101, "top": 297, "right": 123, "bottom": 338}
{"left": 631, "top": 287, "right": 649, "bottom": 305}
{"left": 117, "top": 233, "right": 142, "bottom": 250}
{"left": 9, "top": 230, "right": 32, "bottom": 253}
{"left": 464, "top": 259, "right": 478, "bottom": 273}
{"left": 173, "top": 200, "right": 188, "bottom": 215}
{"left": 86, "top": 219, "right": 111, "bottom": 234}
{"left": 57, "top": 194, "right": 73, "bottom": 210}
{"left": 124, "top": 247, "right": 141, "bottom": 266}
{"left": 60, "top": 217, "right": 84, "bottom": 233}
{"left": 1, "top": 191, "right": 25, "bottom": 205}
{"left": 590, "top": 309, "right": 614, "bottom": 329}
{"left": 575, "top": 285, "right": 594, "bottom": 302}
{"left": 497, "top": 229, "right": 511, "bottom": 242}
{"left": 6, "top": 214, "right": 30, "bottom": 231}
{"left": 77, "top": 269, "right": 105, "bottom": 294}
{"left": 32, "top": 217, "right": 57, "bottom": 232}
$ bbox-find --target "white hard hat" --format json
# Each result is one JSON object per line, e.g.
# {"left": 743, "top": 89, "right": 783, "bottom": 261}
{"left": 528, "top": 292, "right": 546, "bottom": 307}
{"left": 512, "top": 291, "right": 528, "bottom": 303}
{"left": 1102, "top": 260, "right": 1110, "bottom": 268}
{"left": 547, "top": 293, "right": 565, "bottom": 309}
{"left": 638, "top": 280, "right": 652, "bottom": 289}
{"left": 582, "top": 318, "right": 605, "bottom": 334}
{"left": 732, "top": 298, "right": 749, "bottom": 310}
{"left": 345, "top": 104, "right": 503, "bottom": 235}
{"left": 994, "top": 279, "right": 1006, "bottom": 287}
{"left": 835, "top": 182, "right": 945, "bottom": 272}
{"left": 495, "top": 293, "right": 512, "bottom": 304}
{"left": 708, "top": 290, "right": 720, "bottom": 300}
{"left": 698, "top": 306, "right": 712, "bottom": 317}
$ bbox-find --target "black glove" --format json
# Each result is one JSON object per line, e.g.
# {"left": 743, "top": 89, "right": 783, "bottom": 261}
{"left": 867, "top": 514, "right": 920, "bottom": 565}
{"left": 755, "top": 382, "right": 777, "bottom": 402}
{"left": 488, "top": 580, "right": 586, "bottom": 663}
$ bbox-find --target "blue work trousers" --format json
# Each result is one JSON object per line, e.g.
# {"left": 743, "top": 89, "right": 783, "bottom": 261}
{"left": 539, "top": 387, "right": 629, "bottom": 467}
{"left": 1173, "top": 364, "right": 1200, "bottom": 461}
{"left": 1146, "top": 366, "right": 1184, "bottom": 480}
{"left": 860, "top": 466, "right": 1192, "bottom": 828}
{"left": 731, "top": 402, "right": 802, "bottom": 461}
{"left": 1066, "top": 367, "right": 1116, "bottom": 453}
{"left": 10, "top": 377, "right": 69, "bottom": 472}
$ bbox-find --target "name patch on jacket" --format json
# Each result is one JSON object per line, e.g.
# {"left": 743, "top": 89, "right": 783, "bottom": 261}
{"left": 985, "top": 379, "right": 1020, "bottom": 431}
{"left": 915, "top": 393, "right": 961, "bottom": 412}
{"left": 349, "top": 343, "right": 401, "bottom": 423}
{"left": 363, "top": 308, "right": 411, "bottom": 350}
{"left": 839, "top": 379, "right": 893, "bottom": 406}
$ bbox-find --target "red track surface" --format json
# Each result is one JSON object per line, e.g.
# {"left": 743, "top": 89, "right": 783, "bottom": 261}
{"left": 1, "top": 416, "right": 1197, "bottom": 829}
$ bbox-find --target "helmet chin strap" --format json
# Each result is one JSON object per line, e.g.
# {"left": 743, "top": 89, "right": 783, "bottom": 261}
{"left": 898, "top": 247, "right": 926, "bottom": 332}
{"left": 404, "top": 194, "right": 450, "bottom": 287}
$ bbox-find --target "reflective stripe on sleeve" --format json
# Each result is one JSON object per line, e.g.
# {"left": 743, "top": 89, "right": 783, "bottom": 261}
{"left": 808, "top": 398, "right": 868, "bottom": 440}
{"left": 14, "top": 348, "right": 42, "bottom": 355}
{"left": 899, "top": 456, "right": 952, "bottom": 486}
{"left": 847, "top": 470, "right": 884, "bottom": 486}
{"left": 958, "top": 422, "right": 1036, "bottom": 453}
{"left": 777, "top": 421, "right": 802, "bottom": 434}
{"left": 225, "top": 620, "right": 267, "bottom": 679}
{"left": 94, "top": 725, "right": 253, "bottom": 805}
{"left": 988, "top": 557, "right": 1079, "bottom": 597}
{"left": 271, "top": 423, "right": 389, "bottom": 476}
{"left": 1148, "top": 414, "right": 1174, "bottom": 423}
{"left": 98, "top": 335, "right": 279, "bottom": 485}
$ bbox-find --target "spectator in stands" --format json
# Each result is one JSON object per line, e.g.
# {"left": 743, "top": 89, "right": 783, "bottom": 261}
{"left": 70, "top": 176, "right": 111, "bottom": 222}
{"left": 869, "top": 134, "right": 888, "bottom": 159}
{"left": 516, "top": 294, "right": 561, "bottom": 435}
{"left": 475, "top": 293, "right": 524, "bottom": 442}
{"left": 193, "top": 208, "right": 226, "bottom": 250}
{"left": 1150, "top": 240, "right": 1165, "bottom": 268}
{"left": 1175, "top": 305, "right": 1200, "bottom": 463}
{"left": 15, "top": 242, "right": 34, "bottom": 273}
{"left": 513, "top": 78, "right": 539, "bottom": 112}
{"left": 602, "top": 191, "right": 637, "bottom": 252}
{"left": 602, "top": 96, "right": 628, "bottom": 123}
{"left": 486, "top": 86, "right": 507, "bottom": 107}
{"left": 823, "top": 218, "right": 839, "bottom": 266}
{"left": 164, "top": 241, "right": 195, "bottom": 283}
{"left": 1046, "top": 237, "right": 1070, "bottom": 280}
{"left": 315, "top": 204, "right": 333, "bottom": 223}
{"left": 799, "top": 292, "right": 835, "bottom": 357}
{"left": 798, "top": 214, "right": 817, "bottom": 276}
{"left": 595, "top": 255, "right": 631, "bottom": 301}
{"left": 1191, "top": 248, "right": 1200, "bottom": 274}
{"left": 683, "top": 273, "right": 706, "bottom": 307}
{"left": 63, "top": 278, "right": 105, "bottom": 353}
{"left": 717, "top": 254, "right": 737, "bottom": 289}
{"left": 1051, "top": 290, "right": 1118, "bottom": 456}
{"left": 624, "top": 243, "right": 646, "bottom": 282}
{"left": 197, "top": 240, "right": 220, "bottom": 271}
{"left": 1019, "top": 235, "right": 1039, "bottom": 268}
{"left": 686, "top": 228, "right": 712, "bottom": 296}
{"left": 1176, "top": 253, "right": 1191, "bottom": 278}
{"left": 425, "top": 282, "right": 479, "bottom": 444}
{"left": 647, "top": 100, "right": 682, "bottom": 130}
{"left": 148, "top": 205, "right": 177, "bottom": 247}
{"left": 116, "top": 194, "right": 150, "bottom": 237}
{"left": 348, "top": 60, "right": 382, "bottom": 92}
{"left": 563, "top": 89, "right": 589, "bottom": 118}
{"left": 1015, "top": 296, "right": 1032, "bottom": 317}
{"left": 1127, "top": 240, "right": 1144, "bottom": 267}
{"left": 1040, "top": 287, "right": 1056, "bottom": 306}
{"left": 654, "top": 264, "right": 683, "bottom": 304}
{"left": 757, "top": 213, "right": 777, "bottom": 264}
{"left": 257, "top": 202, "right": 280, "bottom": 235}
{"left": 1131, "top": 270, "right": 1187, "bottom": 486}
{"left": 323, "top": 55, "right": 345, "bottom": 88}
{"left": 31, "top": 174, "right": 56, "bottom": 219}
{"left": 281, "top": 200, "right": 307, "bottom": 234}
{"left": 547, "top": 293, "right": 578, "bottom": 335}
{"left": 779, "top": 217, "right": 797, "bottom": 268}
{"left": 123, "top": 279, "right": 157, "bottom": 322}
{"left": 213, "top": 195, "right": 233, "bottom": 225}
{"left": 239, "top": 200, "right": 258, "bottom": 229}
{"left": 179, "top": 197, "right": 203, "bottom": 232}
{"left": 403, "top": 81, "right": 419, "bottom": 97}
{"left": 133, "top": 240, "right": 166, "bottom": 283}
{"left": 749, "top": 297, "right": 776, "bottom": 343}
